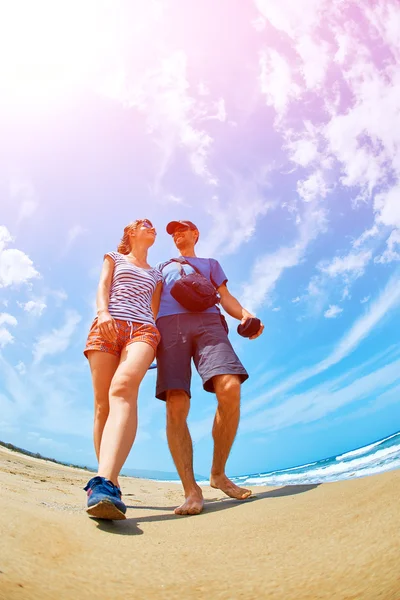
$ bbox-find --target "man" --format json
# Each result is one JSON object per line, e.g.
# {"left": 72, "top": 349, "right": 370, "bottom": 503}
{"left": 154, "top": 220, "right": 264, "bottom": 515}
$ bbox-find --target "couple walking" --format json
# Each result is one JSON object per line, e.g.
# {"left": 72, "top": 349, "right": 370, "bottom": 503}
{"left": 83, "top": 218, "right": 264, "bottom": 520}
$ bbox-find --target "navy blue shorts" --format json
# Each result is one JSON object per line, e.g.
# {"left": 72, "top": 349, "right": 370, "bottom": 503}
{"left": 155, "top": 313, "right": 249, "bottom": 401}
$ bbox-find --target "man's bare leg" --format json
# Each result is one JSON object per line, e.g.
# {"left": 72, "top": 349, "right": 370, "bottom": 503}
{"left": 210, "top": 374, "right": 252, "bottom": 500}
{"left": 166, "top": 390, "right": 204, "bottom": 515}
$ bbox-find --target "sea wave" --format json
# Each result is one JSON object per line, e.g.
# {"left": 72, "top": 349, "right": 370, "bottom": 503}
{"left": 336, "top": 432, "right": 400, "bottom": 461}
{"left": 241, "top": 457, "right": 400, "bottom": 487}
{"left": 267, "top": 460, "right": 320, "bottom": 475}
{"left": 335, "top": 441, "right": 383, "bottom": 461}
{"left": 164, "top": 433, "right": 400, "bottom": 488}
{"left": 232, "top": 441, "right": 400, "bottom": 487}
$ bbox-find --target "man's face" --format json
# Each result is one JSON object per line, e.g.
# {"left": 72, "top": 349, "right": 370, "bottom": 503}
{"left": 172, "top": 225, "right": 199, "bottom": 248}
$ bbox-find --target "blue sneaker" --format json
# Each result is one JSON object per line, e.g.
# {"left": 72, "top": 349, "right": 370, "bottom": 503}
{"left": 84, "top": 476, "right": 127, "bottom": 520}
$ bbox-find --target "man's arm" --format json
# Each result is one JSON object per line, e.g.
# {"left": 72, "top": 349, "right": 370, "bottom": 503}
{"left": 151, "top": 282, "right": 162, "bottom": 320}
{"left": 217, "top": 283, "right": 264, "bottom": 340}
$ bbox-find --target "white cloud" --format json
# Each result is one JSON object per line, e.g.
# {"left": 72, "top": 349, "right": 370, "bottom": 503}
{"left": 352, "top": 224, "right": 380, "bottom": 248}
{"left": 242, "top": 355, "right": 400, "bottom": 433}
{"left": 200, "top": 174, "right": 274, "bottom": 258}
{"left": 255, "top": 0, "right": 322, "bottom": 38}
{"left": 243, "top": 271, "right": 400, "bottom": 415}
{"left": 296, "top": 35, "right": 330, "bottom": 89}
{"left": 0, "top": 313, "right": 18, "bottom": 328}
{"left": 0, "top": 226, "right": 39, "bottom": 288}
{"left": 33, "top": 310, "right": 82, "bottom": 364}
{"left": 15, "top": 361, "right": 26, "bottom": 375}
{"left": 252, "top": 15, "right": 266, "bottom": 32}
{"left": 106, "top": 51, "right": 219, "bottom": 185}
{"left": 375, "top": 229, "right": 400, "bottom": 264}
{"left": 297, "top": 170, "right": 329, "bottom": 203}
{"left": 323, "top": 51, "right": 400, "bottom": 194}
{"left": 0, "top": 312, "right": 17, "bottom": 348}
{"left": 197, "top": 81, "right": 209, "bottom": 96}
{"left": 341, "top": 286, "right": 350, "bottom": 301}
{"left": 325, "top": 112, "right": 385, "bottom": 194}
{"left": 374, "top": 186, "right": 400, "bottom": 229}
{"left": 334, "top": 31, "right": 351, "bottom": 65}
{"left": 307, "top": 246, "right": 375, "bottom": 314}
{"left": 49, "top": 289, "right": 68, "bottom": 305}
{"left": 0, "top": 357, "right": 92, "bottom": 437}
{"left": 360, "top": 296, "right": 370, "bottom": 304}
{"left": 292, "top": 296, "right": 301, "bottom": 303}
{"left": 324, "top": 304, "right": 343, "bottom": 319}
{"left": 240, "top": 207, "right": 327, "bottom": 313}
{"left": 317, "top": 273, "right": 400, "bottom": 369}
{"left": 259, "top": 49, "right": 300, "bottom": 117}
{"left": 252, "top": 0, "right": 400, "bottom": 333}
{"left": 9, "top": 178, "right": 38, "bottom": 221}
{"left": 201, "top": 98, "right": 226, "bottom": 122}
{"left": 318, "top": 250, "right": 372, "bottom": 279}
{"left": 19, "top": 299, "right": 47, "bottom": 317}
{"left": 181, "top": 125, "right": 212, "bottom": 179}
{"left": 0, "top": 328, "right": 14, "bottom": 348}
{"left": 364, "top": 2, "right": 400, "bottom": 62}
{"left": 255, "top": 1, "right": 400, "bottom": 250}
{"left": 0, "top": 226, "right": 13, "bottom": 252}
{"left": 287, "top": 134, "right": 319, "bottom": 168}
{"left": 214, "top": 98, "right": 226, "bottom": 122}
{"left": 0, "top": 249, "right": 40, "bottom": 288}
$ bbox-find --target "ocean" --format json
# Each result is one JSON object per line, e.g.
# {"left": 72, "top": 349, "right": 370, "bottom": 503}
{"left": 224, "top": 431, "right": 400, "bottom": 488}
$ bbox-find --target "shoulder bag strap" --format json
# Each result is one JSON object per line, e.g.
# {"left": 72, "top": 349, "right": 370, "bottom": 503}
{"left": 161, "top": 258, "right": 219, "bottom": 294}
{"left": 159, "top": 258, "right": 193, "bottom": 278}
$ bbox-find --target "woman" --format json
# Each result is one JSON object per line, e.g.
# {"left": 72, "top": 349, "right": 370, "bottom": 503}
{"left": 83, "top": 218, "right": 161, "bottom": 520}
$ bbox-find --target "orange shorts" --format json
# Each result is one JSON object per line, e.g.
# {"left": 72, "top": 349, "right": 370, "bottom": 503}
{"left": 83, "top": 318, "right": 161, "bottom": 359}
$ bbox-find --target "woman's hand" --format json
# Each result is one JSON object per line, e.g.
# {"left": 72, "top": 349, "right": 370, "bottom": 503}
{"left": 97, "top": 310, "right": 118, "bottom": 342}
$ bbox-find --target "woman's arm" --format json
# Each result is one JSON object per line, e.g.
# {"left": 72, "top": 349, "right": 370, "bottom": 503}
{"left": 218, "top": 283, "right": 264, "bottom": 340}
{"left": 96, "top": 257, "right": 118, "bottom": 342}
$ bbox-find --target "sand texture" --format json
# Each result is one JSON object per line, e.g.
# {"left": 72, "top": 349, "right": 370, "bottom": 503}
{"left": 0, "top": 446, "right": 399, "bottom": 600}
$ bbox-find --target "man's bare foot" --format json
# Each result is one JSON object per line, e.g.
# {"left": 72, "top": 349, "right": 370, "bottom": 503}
{"left": 210, "top": 474, "right": 252, "bottom": 500}
{"left": 174, "top": 487, "right": 204, "bottom": 515}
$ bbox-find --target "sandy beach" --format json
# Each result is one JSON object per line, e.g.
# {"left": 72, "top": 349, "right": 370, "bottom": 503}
{"left": 0, "top": 446, "right": 399, "bottom": 600}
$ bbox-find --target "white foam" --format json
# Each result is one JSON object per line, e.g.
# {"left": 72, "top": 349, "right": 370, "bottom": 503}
{"left": 336, "top": 441, "right": 383, "bottom": 461}
{"left": 336, "top": 432, "right": 400, "bottom": 461}
{"left": 238, "top": 442, "right": 400, "bottom": 487}
{"left": 246, "top": 458, "right": 400, "bottom": 487}
{"left": 269, "top": 460, "right": 319, "bottom": 474}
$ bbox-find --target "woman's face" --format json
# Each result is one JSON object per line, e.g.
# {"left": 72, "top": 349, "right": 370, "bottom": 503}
{"left": 130, "top": 219, "right": 157, "bottom": 247}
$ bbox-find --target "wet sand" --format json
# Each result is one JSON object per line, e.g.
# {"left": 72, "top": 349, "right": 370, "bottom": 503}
{"left": 0, "top": 445, "right": 399, "bottom": 599}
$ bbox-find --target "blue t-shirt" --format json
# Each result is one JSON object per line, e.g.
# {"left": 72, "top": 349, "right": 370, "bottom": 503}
{"left": 156, "top": 256, "right": 227, "bottom": 319}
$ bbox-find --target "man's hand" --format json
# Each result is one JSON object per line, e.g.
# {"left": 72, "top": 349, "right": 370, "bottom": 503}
{"left": 241, "top": 310, "right": 264, "bottom": 340}
{"left": 218, "top": 285, "right": 264, "bottom": 339}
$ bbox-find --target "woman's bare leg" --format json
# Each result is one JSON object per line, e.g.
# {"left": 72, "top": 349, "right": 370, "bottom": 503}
{"left": 97, "top": 342, "right": 154, "bottom": 486}
{"left": 86, "top": 350, "right": 119, "bottom": 460}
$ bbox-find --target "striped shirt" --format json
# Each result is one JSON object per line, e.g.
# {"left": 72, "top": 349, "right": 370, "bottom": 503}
{"left": 104, "top": 252, "right": 162, "bottom": 325}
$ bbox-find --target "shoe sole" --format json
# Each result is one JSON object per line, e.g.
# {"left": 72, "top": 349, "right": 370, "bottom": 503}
{"left": 86, "top": 499, "right": 126, "bottom": 520}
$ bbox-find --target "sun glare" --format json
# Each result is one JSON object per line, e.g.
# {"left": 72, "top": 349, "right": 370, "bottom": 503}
{"left": 0, "top": 0, "right": 113, "bottom": 104}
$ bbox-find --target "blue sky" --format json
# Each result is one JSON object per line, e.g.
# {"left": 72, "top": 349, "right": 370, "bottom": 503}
{"left": 1, "top": 0, "right": 400, "bottom": 478}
